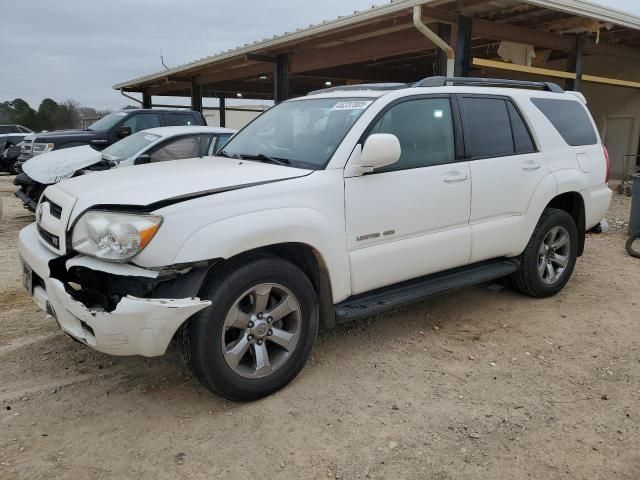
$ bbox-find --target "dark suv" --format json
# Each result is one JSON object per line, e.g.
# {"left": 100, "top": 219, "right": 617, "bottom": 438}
{"left": 18, "top": 109, "right": 206, "bottom": 163}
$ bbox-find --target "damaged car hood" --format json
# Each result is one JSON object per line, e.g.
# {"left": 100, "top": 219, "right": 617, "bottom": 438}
{"left": 53, "top": 156, "right": 312, "bottom": 219}
{"left": 22, "top": 146, "right": 102, "bottom": 184}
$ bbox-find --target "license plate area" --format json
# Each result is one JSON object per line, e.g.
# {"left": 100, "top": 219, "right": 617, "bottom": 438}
{"left": 21, "top": 259, "right": 33, "bottom": 295}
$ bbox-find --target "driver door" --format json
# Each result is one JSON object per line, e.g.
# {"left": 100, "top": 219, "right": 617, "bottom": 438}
{"left": 344, "top": 96, "right": 471, "bottom": 295}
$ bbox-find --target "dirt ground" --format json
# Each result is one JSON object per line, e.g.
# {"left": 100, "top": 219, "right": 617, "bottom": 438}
{"left": 1, "top": 173, "right": 639, "bottom": 480}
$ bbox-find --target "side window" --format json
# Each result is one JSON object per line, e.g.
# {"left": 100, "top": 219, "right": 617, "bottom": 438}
{"left": 149, "top": 136, "right": 200, "bottom": 163}
{"left": 165, "top": 113, "right": 196, "bottom": 126}
{"left": 531, "top": 98, "right": 598, "bottom": 146}
{"left": 369, "top": 98, "right": 455, "bottom": 172}
{"left": 507, "top": 101, "right": 536, "bottom": 154}
{"left": 122, "top": 113, "right": 161, "bottom": 133}
{"left": 0, "top": 127, "right": 12, "bottom": 134}
{"left": 460, "top": 97, "right": 514, "bottom": 159}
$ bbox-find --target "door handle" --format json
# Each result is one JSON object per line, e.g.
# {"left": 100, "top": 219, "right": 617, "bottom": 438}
{"left": 522, "top": 161, "right": 541, "bottom": 171}
{"left": 444, "top": 173, "right": 468, "bottom": 183}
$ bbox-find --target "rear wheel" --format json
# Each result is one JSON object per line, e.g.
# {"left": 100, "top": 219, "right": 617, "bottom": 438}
{"left": 180, "top": 254, "right": 319, "bottom": 401}
{"left": 512, "top": 208, "right": 579, "bottom": 298}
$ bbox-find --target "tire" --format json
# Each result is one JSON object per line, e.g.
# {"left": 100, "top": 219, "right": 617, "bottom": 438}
{"left": 8, "top": 159, "right": 21, "bottom": 175}
{"left": 180, "top": 254, "right": 319, "bottom": 401}
{"left": 626, "top": 232, "right": 640, "bottom": 259}
{"left": 511, "top": 208, "right": 579, "bottom": 298}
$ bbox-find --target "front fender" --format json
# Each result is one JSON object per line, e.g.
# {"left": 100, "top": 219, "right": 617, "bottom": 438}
{"left": 172, "top": 208, "right": 350, "bottom": 302}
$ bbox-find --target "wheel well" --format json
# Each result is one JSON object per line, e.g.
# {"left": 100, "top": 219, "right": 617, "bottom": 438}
{"left": 226, "top": 243, "right": 336, "bottom": 330}
{"left": 546, "top": 192, "right": 586, "bottom": 256}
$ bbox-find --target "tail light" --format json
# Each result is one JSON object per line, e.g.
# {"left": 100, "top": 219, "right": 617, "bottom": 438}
{"left": 603, "top": 145, "right": 610, "bottom": 183}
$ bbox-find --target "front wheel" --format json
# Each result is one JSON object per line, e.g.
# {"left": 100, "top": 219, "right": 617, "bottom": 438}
{"left": 511, "top": 208, "right": 579, "bottom": 298}
{"left": 8, "top": 159, "right": 21, "bottom": 175}
{"left": 180, "top": 254, "right": 319, "bottom": 401}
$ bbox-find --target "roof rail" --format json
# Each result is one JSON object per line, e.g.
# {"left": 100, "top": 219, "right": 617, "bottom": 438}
{"left": 309, "top": 83, "right": 409, "bottom": 95}
{"left": 414, "top": 76, "right": 565, "bottom": 93}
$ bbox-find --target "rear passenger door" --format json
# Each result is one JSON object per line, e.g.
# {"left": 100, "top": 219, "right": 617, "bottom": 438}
{"left": 458, "top": 95, "right": 549, "bottom": 263}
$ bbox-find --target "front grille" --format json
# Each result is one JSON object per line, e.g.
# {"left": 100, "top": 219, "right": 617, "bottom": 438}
{"left": 42, "top": 196, "right": 62, "bottom": 219}
{"left": 37, "top": 224, "right": 60, "bottom": 249}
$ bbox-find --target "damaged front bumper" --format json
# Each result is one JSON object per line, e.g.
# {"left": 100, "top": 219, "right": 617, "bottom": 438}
{"left": 18, "top": 223, "right": 211, "bottom": 357}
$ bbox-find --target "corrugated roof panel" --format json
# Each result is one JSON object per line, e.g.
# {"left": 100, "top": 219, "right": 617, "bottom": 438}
{"left": 113, "top": 0, "right": 640, "bottom": 90}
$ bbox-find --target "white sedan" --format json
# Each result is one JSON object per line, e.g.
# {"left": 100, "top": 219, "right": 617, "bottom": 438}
{"left": 16, "top": 126, "right": 236, "bottom": 210}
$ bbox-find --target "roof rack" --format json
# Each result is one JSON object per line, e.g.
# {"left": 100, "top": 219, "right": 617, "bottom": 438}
{"left": 309, "top": 83, "right": 409, "bottom": 95}
{"left": 414, "top": 76, "right": 564, "bottom": 93}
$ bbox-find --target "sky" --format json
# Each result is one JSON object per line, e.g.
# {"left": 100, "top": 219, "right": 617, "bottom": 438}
{"left": 2, "top": 0, "right": 638, "bottom": 111}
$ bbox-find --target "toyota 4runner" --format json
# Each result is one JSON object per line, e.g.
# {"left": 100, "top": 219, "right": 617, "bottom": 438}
{"left": 18, "top": 77, "right": 612, "bottom": 401}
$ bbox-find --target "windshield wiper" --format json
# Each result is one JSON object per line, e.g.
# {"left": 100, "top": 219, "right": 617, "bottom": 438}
{"left": 217, "top": 150, "right": 241, "bottom": 159}
{"left": 238, "top": 153, "right": 291, "bottom": 166}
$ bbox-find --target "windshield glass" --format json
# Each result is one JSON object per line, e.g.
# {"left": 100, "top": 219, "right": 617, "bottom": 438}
{"left": 87, "top": 111, "right": 129, "bottom": 131}
{"left": 221, "top": 97, "right": 374, "bottom": 169}
{"left": 102, "top": 131, "right": 161, "bottom": 160}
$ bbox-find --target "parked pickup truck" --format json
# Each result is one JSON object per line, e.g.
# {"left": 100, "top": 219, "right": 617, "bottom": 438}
{"left": 18, "top": 77, "right": 611, "bottom": 401}
{"left": 17, "top": 109, "right": 206, "bottom": 165}
{"left": 14, "top": 126, "right": 235, "bottom": 211}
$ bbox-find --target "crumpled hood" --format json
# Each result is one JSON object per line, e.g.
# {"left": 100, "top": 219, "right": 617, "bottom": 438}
{"left": 22, "top": 145, "right": 102, "bottom": 184}
{"left": 52, "top": 156, "right": 312, "bottom": 220}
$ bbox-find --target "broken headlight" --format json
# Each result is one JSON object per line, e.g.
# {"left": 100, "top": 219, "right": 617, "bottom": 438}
{"left": 71, "top": 211, "right": 163, "bottom": 261}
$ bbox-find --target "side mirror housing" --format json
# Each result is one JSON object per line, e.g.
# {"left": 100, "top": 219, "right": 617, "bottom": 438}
{"left": 134, "top": 154, "right": 151, "bottom": 165}
{"left": 116, "top": 126, "right": 132, "bottom": 139}
{"left": 359, "top": 134, "right": 401, "bottom": 172}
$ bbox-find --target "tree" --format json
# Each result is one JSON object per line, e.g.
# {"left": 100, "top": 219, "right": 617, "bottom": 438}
{"left": 53, "top": 100, "right": 81, "bottom": 129}
{"left": 36, "top": 98, "right": 59, "bottom": 131}
{"left": 6, "top": 99, "right": 38, "bottom": 128}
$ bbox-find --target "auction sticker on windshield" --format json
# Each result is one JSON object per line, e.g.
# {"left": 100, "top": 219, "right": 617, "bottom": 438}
{"left": 332, "top": 100, "right": 373, "bottom": 111}
{"left": 144, "top": 134, "right": 160, "bottom": 142}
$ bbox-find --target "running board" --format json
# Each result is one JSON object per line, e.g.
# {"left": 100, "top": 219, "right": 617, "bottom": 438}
{"left": 335, "top": 259, "right": 519, "bottom": 323}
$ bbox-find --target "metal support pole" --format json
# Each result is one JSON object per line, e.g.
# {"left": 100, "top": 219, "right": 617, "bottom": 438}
{"left": 274, "top": 54, "right": 290, "bottom": 104}
{"left": 437, "top": 23, "right": 453, "bottom": 76}
{"left": 191, "top": 79, "right": 202, "bottom": 113}
{"left": 566, "top": 34, "right": 585, "bottom": 91}
{"left": 455, "top": 16, "right": 472, "bottom": 77}
{"left": 218, "top": 95, "right": 226, "bottom": 128}
{"left": 142, "top": 91, "right": 152, "bottom": 109}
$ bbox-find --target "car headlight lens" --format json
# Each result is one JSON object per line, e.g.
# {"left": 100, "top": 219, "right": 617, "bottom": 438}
{"left": 71, "top": 211, "right": 163, "bottom": 261}
{"left": 32, "top": 143, "right": 55, "bottom": 155}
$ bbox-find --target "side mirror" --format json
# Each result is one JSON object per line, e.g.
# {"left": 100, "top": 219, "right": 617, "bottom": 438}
{"left": 359, "top": 134, "right": 401, "bottom": 171}
{"left": 134, "top": 154, "right": 151, "bottom": 165}
{"left": 116, "top": 126, "right": 132, "bottom": 139}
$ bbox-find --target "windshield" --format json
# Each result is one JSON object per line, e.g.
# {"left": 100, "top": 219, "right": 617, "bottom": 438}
{"left": 87, "top": 111, "right": 129, "bottom": 131}
{"left": 221, "top": 97, "right": 374, "bottom": 169}
{"left": 102, "top": 131, "right": 161, "bottom": 161}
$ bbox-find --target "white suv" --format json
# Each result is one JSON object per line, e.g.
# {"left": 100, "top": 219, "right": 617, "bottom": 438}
{"left": 18, "top": 77, "right": 612, "bottom": 401}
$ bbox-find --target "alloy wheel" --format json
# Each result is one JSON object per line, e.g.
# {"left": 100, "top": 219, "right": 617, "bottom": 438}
{"left": 221, "top": 283, "right": 302, "bottom": 379}
{"left": 537, "top": 226, "right": 571, "bottom": 285}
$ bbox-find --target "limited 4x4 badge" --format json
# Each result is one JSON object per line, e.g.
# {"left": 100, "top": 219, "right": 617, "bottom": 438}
{"left": 356, "top": 229, "right": 396, "bottom": 242}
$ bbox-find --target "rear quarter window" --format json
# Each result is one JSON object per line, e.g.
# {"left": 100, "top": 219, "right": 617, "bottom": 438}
{"left": 531, "top": 98, "right": 598, "bottom": 146}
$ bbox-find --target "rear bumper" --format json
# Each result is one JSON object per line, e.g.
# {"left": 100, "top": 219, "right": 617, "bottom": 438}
{"left": 18, "top": 223, "right": 210, "bottom": 357}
